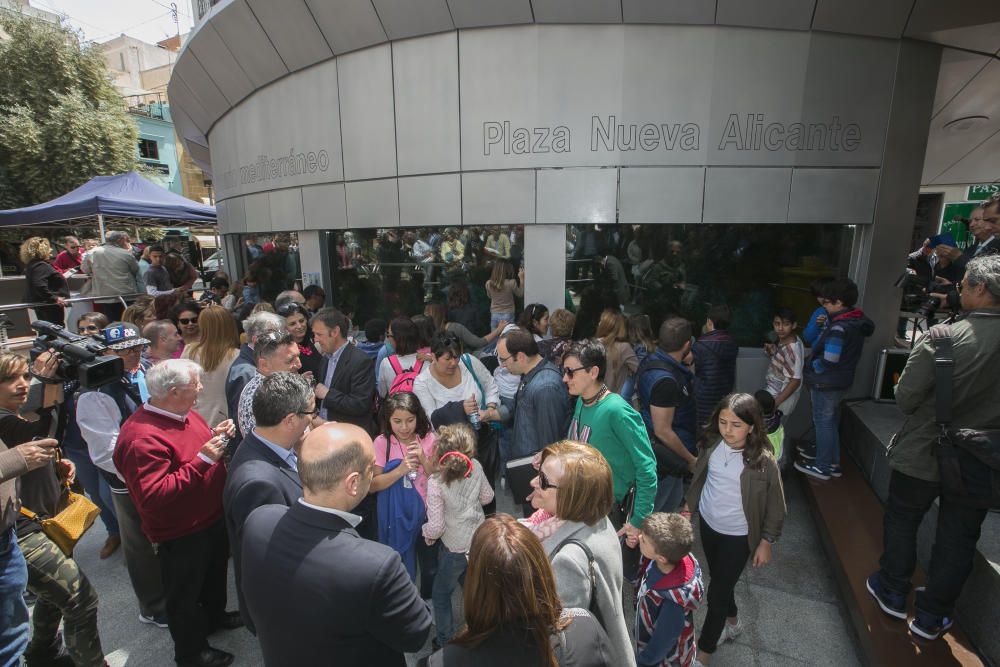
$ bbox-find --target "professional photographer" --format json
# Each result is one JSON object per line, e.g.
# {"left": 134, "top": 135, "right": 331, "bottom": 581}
{"left": 868, "top": 255, "right": 1000, "bottom": 641}
{"left": 0, "top": 350, "right": 108, "bottom": 666}
{"left": 76, "top": 323, "right": 169, "bottom": 629}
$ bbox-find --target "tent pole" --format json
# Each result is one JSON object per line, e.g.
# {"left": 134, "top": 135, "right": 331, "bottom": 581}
{"left": 97, "top": 214, "right": 106, "bottom": 243}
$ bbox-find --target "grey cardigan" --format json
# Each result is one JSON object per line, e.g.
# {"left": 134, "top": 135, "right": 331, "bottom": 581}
{"left": 542, "top": 518, "right": 637, "bottom": 667}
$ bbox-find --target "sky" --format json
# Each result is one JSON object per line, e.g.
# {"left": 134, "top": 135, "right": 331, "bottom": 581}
{"left": 28, "top": 0, "right": 195, "bottom": 45}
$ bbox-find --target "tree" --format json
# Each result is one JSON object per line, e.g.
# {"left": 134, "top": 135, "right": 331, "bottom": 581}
{"left": 0, "top": 14, "right": 139, "bottom": 209}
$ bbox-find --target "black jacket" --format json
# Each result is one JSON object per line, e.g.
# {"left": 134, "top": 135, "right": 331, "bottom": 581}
{"left": 692, "top": 329, "right": 739, "bottom": 428}
{"left": 23, "top": 259, "right": 68, "bottom": 324}
{"left": 222, "top": 430, "right": 302, "bottom": 631}
{"left": 225, "top": 344, "right": 256, "bottom": 441}
{"left": 317, "top": 343, "right": 375, "bottom": 434}
{"left": 241, "top": 502, "right": 432, "bottom": 666}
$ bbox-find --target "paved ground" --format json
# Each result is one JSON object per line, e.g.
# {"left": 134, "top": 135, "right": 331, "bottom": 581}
{"left": 51, "top": 474, "right": 862, "bottom": 666}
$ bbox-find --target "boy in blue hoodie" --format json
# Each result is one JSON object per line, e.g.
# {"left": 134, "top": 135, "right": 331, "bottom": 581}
{"left": 636, "top": 513, "right": 705, "bottom": 667}
{"left": 795, "top": 277, "right": 875, "bottom": 480}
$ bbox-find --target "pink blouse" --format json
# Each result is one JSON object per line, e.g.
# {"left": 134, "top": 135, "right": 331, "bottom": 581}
{"left": 373, "top": 431, "right": 437, "bottom": 502}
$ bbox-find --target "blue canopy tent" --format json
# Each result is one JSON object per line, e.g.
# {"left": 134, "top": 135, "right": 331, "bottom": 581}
{"left": 0, "top": 171, "right": 216, "bottom": 238}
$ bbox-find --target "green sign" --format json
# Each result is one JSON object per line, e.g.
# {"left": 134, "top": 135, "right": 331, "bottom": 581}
{"left": 967, "top": 184, "right": 999, "bottom": 200}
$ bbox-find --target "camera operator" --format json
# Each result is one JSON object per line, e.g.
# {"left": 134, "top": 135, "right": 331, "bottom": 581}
{"left": 925, "top": 234, "right": 967, "bottom": 318}
{"left": 0, "top": 350, "right": 110, "bottom": 666}
{"left": 76, "top": 323, "right": 169, "bottom": 628}
{"left": 868, "top": 254, "right": 1000, "bottom": 640}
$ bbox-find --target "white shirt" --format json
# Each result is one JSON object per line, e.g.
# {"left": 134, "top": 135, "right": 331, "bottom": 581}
{"left": 699, "top": 441, "right": 749, "bottom": 536}
{"left": 76, "top": 392, "right": 125, "bottom": 477}
{"left": 298, "top": 498, "right": 361, "bottom": 527}
{"left": 412, "top": 355, "right": 499, "bottom": 420}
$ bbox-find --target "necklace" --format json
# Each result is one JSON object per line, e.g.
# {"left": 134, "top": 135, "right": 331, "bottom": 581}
{"left": 722, "top": 445, "right": 745, "bottom": 468}
{"left": 582, "top": 384, "right": 609, "bottom": 407}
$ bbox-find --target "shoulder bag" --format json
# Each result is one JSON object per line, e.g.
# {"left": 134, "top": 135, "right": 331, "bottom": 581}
{"left": 19, "top": 450, "right": 100, "bottom": 556}
{"left": 930, "top": 318, "right": 1000, "bottom": 509}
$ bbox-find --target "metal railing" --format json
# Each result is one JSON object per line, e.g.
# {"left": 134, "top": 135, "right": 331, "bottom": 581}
{"left": 3, "top": 292, "right": 152, "bottom": 313}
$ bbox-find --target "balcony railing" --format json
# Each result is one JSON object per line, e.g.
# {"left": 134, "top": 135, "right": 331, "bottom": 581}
{"left": 124, "top": 92, "right": 167, "bottom": 120}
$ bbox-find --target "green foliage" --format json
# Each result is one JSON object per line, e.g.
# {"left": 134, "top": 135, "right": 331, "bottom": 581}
{"left": 0, "top": 14, "right": 138, "bottom": 208}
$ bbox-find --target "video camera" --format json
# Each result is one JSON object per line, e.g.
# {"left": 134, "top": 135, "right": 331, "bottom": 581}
{"left": 29, "top": 321, "right": 123, "bottom": 389}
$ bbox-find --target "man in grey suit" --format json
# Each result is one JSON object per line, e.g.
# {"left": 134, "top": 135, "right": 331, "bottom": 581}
{"left": 81, "top": 230, "right": 141, "bottom": 320}
{"left": 241, "top": 422, "right": 431, "bottom": 666}
{"left": 223, "top": 372, "right": 310, "bottom": 632}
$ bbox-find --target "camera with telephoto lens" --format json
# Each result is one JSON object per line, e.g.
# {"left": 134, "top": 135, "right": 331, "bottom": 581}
{"left": 29, "top": 321, "right": 123, "bottom": 389}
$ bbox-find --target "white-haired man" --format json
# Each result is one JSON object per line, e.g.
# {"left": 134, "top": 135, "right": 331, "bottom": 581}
{"left": 114, "top": 359, "right": 242, "bottom": 667}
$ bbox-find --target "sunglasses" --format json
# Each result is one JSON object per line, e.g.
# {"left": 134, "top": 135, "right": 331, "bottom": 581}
{"left": 79, "top": 325, "right": 100, "bottom": 332}
{"left": 178, "top": 318, "right": 198, "bottom": 325}
{"left": 562, "top": 365, "right": 591, "bottom": 378}
{"left": 538, "top": 470, "right": 559, "bottom": 490}
{"left": 277, "top": 303, "right": 303, "bottom": 317}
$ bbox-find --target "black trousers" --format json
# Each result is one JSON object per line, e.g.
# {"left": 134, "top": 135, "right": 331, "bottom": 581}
{"left": 157, "top": 519, "right": 230, "bottom": 661}
{"left": 878, "top": 469, "right": 988, "bottom": 618}
{"left": 698, "top": 516, "right": 750, "bottom": 654}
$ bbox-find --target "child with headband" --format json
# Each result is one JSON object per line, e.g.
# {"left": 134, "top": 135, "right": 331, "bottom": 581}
{"left": 421, "top": 423, "right": 494, "bottom": 648}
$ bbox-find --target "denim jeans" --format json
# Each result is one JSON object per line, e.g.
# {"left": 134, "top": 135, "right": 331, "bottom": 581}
{"left": 878, "top": 470, "right": 988, "bottom": 618}
{"left": 810, "top": 386, "right": 845, "bottom": 472}
{"left": 654, "top": 474, "right": 685, "bottom": 513}
{"left": 0, "top": 528, "right": 29, "bottom": 667}
{"left": 432, "top": 547, "right": 468, "bottom": 646}
{"left": 490, "top": 312, "right": 513, "bottom": 330}
{"left": 63, "top": 447, "right": 119, "bottom": 537}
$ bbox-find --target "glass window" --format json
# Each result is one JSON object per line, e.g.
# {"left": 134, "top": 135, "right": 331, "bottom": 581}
{"left": 236, "top": 233, "right": 301, "bottom": 304}
{"left": 327, "top": 226, "right": 522, "bottom": 337}
{"left": 567, "top": 224, "right": 856, "bottom": 346}
{"left": 138, "top": 138, "right": 159, "bottom": 161}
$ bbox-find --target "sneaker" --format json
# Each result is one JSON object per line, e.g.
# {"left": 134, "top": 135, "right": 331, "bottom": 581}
{"left": 796, "top": 444, "right": 816, "bottom": 460}
{"left": 865, "top": 574, "right": 906, "bottom": 620}
{"left": 139, "top": 612, "right": 169, "bottom": 628}
{"left": 829, "top": 464, "right": 842, "bottom": 478}
{"left": 794, "top": 461, "right": 831, "bottom": 481}
{"left": 719, "top": 617, "right": 744, "bottom": 644}
{"left": 908, "top": 609, "right": 953, "bottom": 640}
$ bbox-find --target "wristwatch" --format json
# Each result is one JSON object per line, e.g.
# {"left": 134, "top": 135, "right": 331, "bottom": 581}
{"left": 763, "top": 535, "right": 777, "bottom": 545}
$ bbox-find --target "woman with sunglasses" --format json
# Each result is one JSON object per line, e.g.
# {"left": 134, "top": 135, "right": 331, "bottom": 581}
{"left": 420, "top": 513, "right": 612, "bottom": 667}
{"left": 76, "top": 312, "right": 110, "bottom": 340}
{"left": 562, "top": 340, "right": 658, "bottom": 576}
{"left": 170, "top": 301, "right": 202, "bottom": 355}
{"left": 521, "top": 440, "right": 635, "bottom": 667}
{"left": 278, "top": 302, "right": 323, "bottom": 381}
{"left": 412, "top": 331, "right": 502, "bottom": 514}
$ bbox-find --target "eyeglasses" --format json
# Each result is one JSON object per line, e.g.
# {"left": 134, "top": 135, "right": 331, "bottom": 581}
{"left": 498, "top": 352, "right": 513, "bottom": 364}
{"left": 297, "top": 406, "right": 320, "bottom": 417}
{"left": 562, "top": 365, "right": 591, "bottom": 378}
{"left": 178, "top": 318, "right": 197, "bottom": 325}
{"left": 538, "top": 470, "right": 559, "bottom": 490}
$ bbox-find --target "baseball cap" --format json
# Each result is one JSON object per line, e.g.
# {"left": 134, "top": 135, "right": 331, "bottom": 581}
{"left": 928, "top": 233, "right": 957, "bottom": 249}
{"left": 103, "top": 322, "right": 151, "bottom": 350}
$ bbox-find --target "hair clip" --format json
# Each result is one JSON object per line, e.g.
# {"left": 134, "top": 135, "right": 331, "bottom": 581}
{"left": 439, "top": 451, "right": 473, "bottom": 478}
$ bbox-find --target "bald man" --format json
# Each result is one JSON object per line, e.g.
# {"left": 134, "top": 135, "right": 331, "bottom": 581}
{"left": 240, "top": 423, "right": 431, "bottom": 666}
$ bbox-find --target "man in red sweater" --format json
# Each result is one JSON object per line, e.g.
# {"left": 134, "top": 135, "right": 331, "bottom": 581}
{"left": 52, "top": 235, "right": 82, "bottom": 274}
{"left": 114, "top": 359, "right": 242, "bottom": 667}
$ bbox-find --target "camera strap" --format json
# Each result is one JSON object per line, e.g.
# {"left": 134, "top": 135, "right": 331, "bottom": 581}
{"left": 930, "top": 325, "right": 954, "bottom": 428}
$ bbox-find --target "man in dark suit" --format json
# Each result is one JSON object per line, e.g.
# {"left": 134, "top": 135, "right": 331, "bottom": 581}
{"left": 223, "top": 372, "right": 310, "bottom": 632}
{"left": 241, "top": 422, "right": 431, "bottom": 666}
{"left": 311, "top": 308, "right": 376, "bottom": 434}
{"left": 225, "top": 312, "right": 287, "bottom": 443}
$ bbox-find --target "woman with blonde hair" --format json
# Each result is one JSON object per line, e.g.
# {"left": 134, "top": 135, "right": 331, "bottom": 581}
{"left": 422, "top": 513, "right": 612, "bottom": 666}
{"left": 20, "top": 237, "right": 69, "bottom": 326}
{"left": 181, "top": 304, "right": 240, "bottom": 426}
{"left": 522, "top": 440, "right": 636, "bottom": 667}
{"left": 595, "top": 309, "right": 638, "bottom": 395}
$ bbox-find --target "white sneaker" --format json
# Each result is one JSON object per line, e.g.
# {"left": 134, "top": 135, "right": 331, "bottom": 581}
{"left": 720, "top": 617, "right": 744, "bottom": 644}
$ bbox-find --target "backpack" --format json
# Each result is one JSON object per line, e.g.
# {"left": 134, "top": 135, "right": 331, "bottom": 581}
{"left": 387, "top": 355, "right": 424, "bottom": 395}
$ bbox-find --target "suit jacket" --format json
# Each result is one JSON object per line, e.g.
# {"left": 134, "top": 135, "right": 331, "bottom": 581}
{"left": 241, "top": 502, "right": 432, "bottom": 667}
{"left": 318, "top": 343, "right": 375, "bottom": 433}
{"left": 222, "top": 430, "right": 302, "bottom": 630}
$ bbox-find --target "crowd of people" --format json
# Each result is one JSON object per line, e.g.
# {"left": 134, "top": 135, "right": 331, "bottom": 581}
{"left": 1, "top": 193, "right": 998, "bottom": 666}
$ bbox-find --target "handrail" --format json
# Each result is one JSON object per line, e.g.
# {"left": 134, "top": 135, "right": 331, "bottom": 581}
{"left": 3, "top": 292, "right": 159, "bottom": 312}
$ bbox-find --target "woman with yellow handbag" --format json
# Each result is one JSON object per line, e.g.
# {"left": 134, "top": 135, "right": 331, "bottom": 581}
{"left": 0, "top": 352, "right": 107, "bottom": 667}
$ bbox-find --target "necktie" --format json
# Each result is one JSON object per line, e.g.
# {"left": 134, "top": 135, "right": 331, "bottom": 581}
{"left": 286, "top": 449, "right": 298, "bottom": 472}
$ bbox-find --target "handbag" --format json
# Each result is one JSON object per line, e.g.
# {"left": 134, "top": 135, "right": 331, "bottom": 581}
{"left": 19, "top": 454, "right": 101, "bottom": 556}
{"left": 930, "top": 320, "right": 1000, "bottom": 509}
